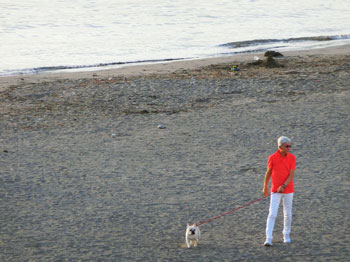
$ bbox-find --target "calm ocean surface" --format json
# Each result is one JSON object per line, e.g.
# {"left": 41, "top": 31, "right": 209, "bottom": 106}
{"left": 1, "top": 0, "right": 350, "bottom": 76}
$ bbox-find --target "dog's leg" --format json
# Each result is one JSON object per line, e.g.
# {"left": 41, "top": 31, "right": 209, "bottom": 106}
{"left": 186, "top": 237, "right": 191, "bottom": 248}
{"left": 193, "top": 240, "right": 198, "bottom": 247}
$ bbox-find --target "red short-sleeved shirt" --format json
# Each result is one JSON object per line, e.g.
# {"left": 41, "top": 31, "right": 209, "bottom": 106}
{"left": 267, "top": 150, "right": 296, "bottom": 194}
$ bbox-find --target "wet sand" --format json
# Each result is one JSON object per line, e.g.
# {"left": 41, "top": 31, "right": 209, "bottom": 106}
{"left": 1, "top": 46, "right": 350, "bottom": 261}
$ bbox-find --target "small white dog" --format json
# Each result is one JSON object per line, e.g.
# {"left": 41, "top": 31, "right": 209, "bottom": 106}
{"left": 185, "top": 224, "right": 201, "bottom": 248}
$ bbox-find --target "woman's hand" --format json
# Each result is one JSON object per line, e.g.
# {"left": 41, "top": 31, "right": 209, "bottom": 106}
{"left": 277, "top": 185, "right": 285, "bottom": 193}
{"left": 262, "top": 186, "right": 269, "bottom": 197}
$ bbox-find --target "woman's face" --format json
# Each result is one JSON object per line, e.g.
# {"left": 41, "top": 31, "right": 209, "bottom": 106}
{"left": 279, "top": 143, "right": 292, "bottom": 154}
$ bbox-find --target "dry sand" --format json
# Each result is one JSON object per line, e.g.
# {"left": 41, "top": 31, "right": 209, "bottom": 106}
{"left": 1, "top": 45, "right": 350, "bottom": 261}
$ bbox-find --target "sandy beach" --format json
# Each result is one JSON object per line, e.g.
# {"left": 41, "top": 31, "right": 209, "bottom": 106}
{"left": 1, "top": 45, "right": 350, "bottom": 261}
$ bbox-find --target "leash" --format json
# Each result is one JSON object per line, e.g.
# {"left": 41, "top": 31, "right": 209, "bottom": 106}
{"left": 196, "top": 193, "right": 273, "bottom": 227}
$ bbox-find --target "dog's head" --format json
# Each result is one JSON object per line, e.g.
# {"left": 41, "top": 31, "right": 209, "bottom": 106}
{"left": 187, "top": 224, "right": 199, "bottom": 235}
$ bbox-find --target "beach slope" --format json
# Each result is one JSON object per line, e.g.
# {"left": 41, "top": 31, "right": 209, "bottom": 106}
{"left": 1, "top": 46, "right": 349, "bottom": 261}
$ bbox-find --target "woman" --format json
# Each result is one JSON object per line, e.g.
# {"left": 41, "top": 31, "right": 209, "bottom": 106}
{"left": 262, "top": 136, "right": 296, "bottom": 246}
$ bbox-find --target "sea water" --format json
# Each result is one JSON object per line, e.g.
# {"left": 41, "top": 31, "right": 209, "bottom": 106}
{"left": 1, "top": 0, "right": 350, "bottom": 75}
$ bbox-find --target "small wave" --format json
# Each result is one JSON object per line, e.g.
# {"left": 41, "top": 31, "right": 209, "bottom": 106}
{"left": 1, "top": 58, "right": 187, "bottom": 76}
{"left": 220, "top": 34, "right": 350, "bottom": 49}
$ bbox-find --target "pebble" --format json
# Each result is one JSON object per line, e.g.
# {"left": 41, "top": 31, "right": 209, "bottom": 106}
{"left": 158, "top": 125, "right": 166, "bottom": 129}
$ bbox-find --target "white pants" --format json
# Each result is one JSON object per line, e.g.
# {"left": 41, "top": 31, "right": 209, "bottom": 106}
{"left": 266, "top": 193, "right": 294, "bottom": 240}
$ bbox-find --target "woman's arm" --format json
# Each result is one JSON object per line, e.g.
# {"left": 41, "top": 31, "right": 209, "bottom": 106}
{"left": 262, "top": 168, "right": 272, "bottom": 196}
{"left": 277, "top": 169, "right": 295, "bottom": 193}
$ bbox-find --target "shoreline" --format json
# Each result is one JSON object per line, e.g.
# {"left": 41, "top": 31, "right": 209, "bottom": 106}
{"left": 1, "top": 44, "right": 350, "bottom": 92}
